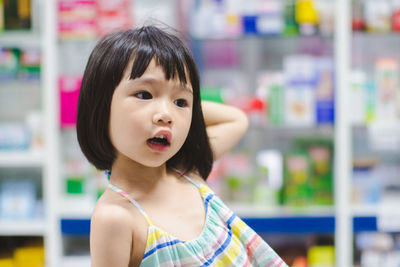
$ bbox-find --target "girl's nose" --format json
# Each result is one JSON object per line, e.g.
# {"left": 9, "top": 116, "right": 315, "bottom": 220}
{"left": 153, "top": 112, "right": 172, "bottom": 125}
{"left": 153, "top": 102, "right": 173, "bottom": 125}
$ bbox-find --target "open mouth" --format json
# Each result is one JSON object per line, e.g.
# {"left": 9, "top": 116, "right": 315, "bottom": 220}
{"left": 147, "top": 134, "right": 171, "bottom": 151}
{"left": 147, "top": 135, "right": 170, "bottom": 146}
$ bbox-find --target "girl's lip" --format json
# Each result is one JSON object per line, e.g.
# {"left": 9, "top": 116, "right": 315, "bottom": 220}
{"left": 151, "top": 130, "right": 172, "bottom": 143}
{"left": 147, "top": 141, "right": 170, "bottom": 152}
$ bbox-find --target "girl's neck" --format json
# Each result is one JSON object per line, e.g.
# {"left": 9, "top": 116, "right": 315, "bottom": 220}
{"left": 109, "top": 156, "right": 171, "bottom": 196}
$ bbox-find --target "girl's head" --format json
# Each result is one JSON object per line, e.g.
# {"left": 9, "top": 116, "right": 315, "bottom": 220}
{"left": 77, "top": 26, "right": 213, "bottom": 180}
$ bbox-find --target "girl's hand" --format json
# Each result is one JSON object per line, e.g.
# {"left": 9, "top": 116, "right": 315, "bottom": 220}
{"left": 201, "top": 101, "right": 249, "bottom": 161}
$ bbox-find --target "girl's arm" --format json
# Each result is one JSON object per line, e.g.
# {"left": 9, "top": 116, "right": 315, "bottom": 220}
{"left": 202, "top": 101, "right": 249, "bottom": 161}
{"left": 90, "top": 205, "right": 133, "bottom": 267}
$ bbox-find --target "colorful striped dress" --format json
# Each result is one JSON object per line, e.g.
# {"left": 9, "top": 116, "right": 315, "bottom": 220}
{"left": 108, "top": 173, "right": 288, "bottom": 267}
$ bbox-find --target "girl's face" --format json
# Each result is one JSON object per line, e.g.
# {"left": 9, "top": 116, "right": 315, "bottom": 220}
{"left": 109, "top": 59, "right": 193, "bottom": 168}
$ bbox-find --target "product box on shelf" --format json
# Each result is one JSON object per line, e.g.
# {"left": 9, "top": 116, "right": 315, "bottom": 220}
{"left": 350, "top": 70, "right": 367, "bottom": 125}
{"left": 314, "top": 57, "right": 334, "bottom": 125}
{"left": 254, "top": 149, "right": 283, "bottom": 205}
{"left": 18, "top": 47, "right": 40, "bottom": 80}
{"left": 58, "top": 0, "right": 98, "bottom": 39}
{"left": 59, "top": 75, "right": 82, "bottom": 128}
{"left": 284, "top": 55, "right": 317, "bottom": 127}
{"left": 2, "top": 0, "right": 31, "bottom": 30}
{"left": 220, "top": 152, "right": 256, "bottom": 203}
{"left": 13, "top": 246, "right": 45, "bottom": 267}
{"left": 0, "top": 48, "right": 19, "bottom": 80}
{"left": 58, "top": 0, "right": 135, "bottom": 39}
{"left": 295, "top": 0, "right": 319, "bottom": 36}
{"left": 295, "top": 138, "right": 333, "bottom": 206}
{"left": 352, "top": 158, "right": 381, "bottom": 205}
{"left": 242, "top": 3, "right": 284, "bottom": 36}
{"left": 364, "top": 0, "right": 392, "bottom": 33}
{"left": 281, "top": 151, "right": 312, "bottom": 206}
{"left": 281, "top": 137, "right": 333, "bottom": 207}
{"left": 307, "top": 245, "right": 334, "bottom": 267}
{"left": 257, "top": 72, "right": 285, "bottom": 126}
{"left": 0, "top": 46, "right": 41, "bottom": 81}
{"left": 0, "top": 250, "right": 45, "bottom": 267}
{"left": 97, "top": 0, "right": 133, "bottom": 37}
{"left": 375, "top": 58, "right": 399, "bottom": 122}
{"left": 189, "top": 0, "right": 336, "bottom": 39}
{"left": 0, "top": 123, "right": 31, "bottom": 150}
{"left": 0, "top": 179, "right": 37, "bottom": 219}
{"left": 355, "top": 232, "right": 400, "bottom": 267}
{"left": 257, "top": 55, "right": 334, "bottom": 128}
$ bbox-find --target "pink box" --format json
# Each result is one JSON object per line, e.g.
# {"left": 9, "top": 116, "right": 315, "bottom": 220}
{"left": 60, "top": 76, "right": 82, "bottom": 128}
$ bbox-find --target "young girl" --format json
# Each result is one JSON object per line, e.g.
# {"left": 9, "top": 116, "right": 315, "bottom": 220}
{"left": 77, "top": 25, "right": 288, "bottom": 267}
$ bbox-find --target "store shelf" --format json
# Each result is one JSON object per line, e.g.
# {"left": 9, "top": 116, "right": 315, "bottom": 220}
{"left": 352, "top": 31, "right": 400, "bottom": 40}
{"left": 0, "top": 31, "right": 41, "bottom": 47}
{"left": 61, "top": 219, "right": 91, "bottom": 236}
{"left": 353, "top": 203, "right": 400, "bottom": 218}
{"left": 0, "top": 150, "right": 44, "bottom": 167}
{"left": 60, "top": 215, "right": 336, "bottom": 235}
{"left": 250, "top": 124, "right": 334, "bottom": 137}
{"left": 244, "top": 216, "right": 335, "bottom": 234}
{"left": 62, "top": 256, "right": 91, "bottom": 267}
{"left": 353, "top": 216, "right": 377, "bottom": 232}
{"left": 0, "top": 219, "right": 46, "bottom": 236}
{"left": 352, "top": 204, "right": 400, "bottom": 232}
{"left": 352, "top": 204, "right": 399, "bottom": 217}
{"left": 190, "top": 33, "right": 334, "bottom": 41}
{"left": 58, "top": 197, "right": 95, "bottom": 219}
{"left": 60, "top": 215, "right": 389, "bottom": 235}
{"left": 0, "top": 80, "right": 41, "bottom": 90}
{"left": 230, "top": 203, "right": 334, "bottom": 218}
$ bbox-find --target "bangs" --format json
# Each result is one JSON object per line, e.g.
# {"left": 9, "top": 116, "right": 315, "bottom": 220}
{"left": 128, "top": 28, "right": 190, "bottom": 85}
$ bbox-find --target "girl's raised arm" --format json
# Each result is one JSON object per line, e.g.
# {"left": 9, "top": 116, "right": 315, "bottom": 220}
{"left": 202, "top": 101, "right": 249, "bottom": 161}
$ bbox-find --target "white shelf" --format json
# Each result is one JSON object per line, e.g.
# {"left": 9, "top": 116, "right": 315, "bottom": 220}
{"left": 0, "top": 31, "right": 41, "bottom": 47}
{"left": 0, "top": 150, "right": 44, "bottom": 167}
{"left": 229, "top": 203, "right": 334, "bottom": 218}
{"left": 250, "top": 124, "right": 334, "bottom": 137}
{"left": 62, "top": 256, "right": 91, "bottom": 267}
{"left": 352, "top": 203, "right": 400, "bottom": 217}
{"left": 58, "top": 197, "right": 95, "bottom": 219}
{"left": 0, "top": 219, "right": 46, "bottom": 236}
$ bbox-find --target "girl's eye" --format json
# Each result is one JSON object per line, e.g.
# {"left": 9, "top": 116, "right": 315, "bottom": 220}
{"left": 134, "top": 91, "right": 152, "bottom": 99}
{"left": 174, "top": 99, "right": 188, "bottom": 107}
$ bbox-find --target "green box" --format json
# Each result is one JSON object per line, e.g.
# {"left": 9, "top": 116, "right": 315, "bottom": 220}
{"left": 66, "top": 177, "right": 84, "bottom": 194}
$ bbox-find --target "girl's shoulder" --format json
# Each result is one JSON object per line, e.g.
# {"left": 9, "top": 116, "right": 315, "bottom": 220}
{"left": 92, "top": 192, "right": 132, "bottom": 228}
{"left": 91, "top": 189, "right": 147, "bottom": 233}
{"left": 91, "top": 189, "right": 150, "bottom": 265}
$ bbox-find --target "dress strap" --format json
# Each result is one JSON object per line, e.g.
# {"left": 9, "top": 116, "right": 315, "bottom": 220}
{"left": 171, "top": 168, "right": 201, "bottom": 189}
{"left": 108, "top": 184, "right": 153, "bottom": 226}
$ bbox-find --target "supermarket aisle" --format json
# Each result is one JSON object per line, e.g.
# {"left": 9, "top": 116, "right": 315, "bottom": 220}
{"left": 1, "top": 0, "right": 400, "bottom": 266}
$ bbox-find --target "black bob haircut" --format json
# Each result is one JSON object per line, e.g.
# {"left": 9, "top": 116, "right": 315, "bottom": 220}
{"left": 76, "top": 25, "right": 213, "bottom": 180}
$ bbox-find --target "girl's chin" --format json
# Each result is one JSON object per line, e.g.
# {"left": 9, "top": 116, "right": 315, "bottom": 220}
{"left": 141, "top": 162, "right": 167, "bottom": 168}
{"left": 137, "top": 157, "right": 173, "bottom": 168}
{"left": 115, "top": 149, "right": 178, "bottom": 168}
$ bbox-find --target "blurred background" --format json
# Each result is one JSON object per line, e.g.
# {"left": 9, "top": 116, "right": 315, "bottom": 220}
{"left": 1, "top": 0, "right": 400, "bottom": 266}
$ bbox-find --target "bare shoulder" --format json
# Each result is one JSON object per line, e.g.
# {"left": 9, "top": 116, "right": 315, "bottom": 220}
{"left": 91, "top": 194, "right": 134, "bottom": 241}
{"left": 91, "top": 190, "right": 148, "bottom": 232}
{"left": 92, "top": 192, "right": 132, "bottom": 223}
{"left": 90, "top": 191, "right": 147, "bottom": 266}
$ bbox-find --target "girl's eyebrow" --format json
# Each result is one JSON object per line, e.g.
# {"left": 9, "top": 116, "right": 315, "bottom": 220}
{"left": 180, "top": 83, "right": 193, "bottom": 95}
{"left": 132, "top": 77, "right": 193, "bottom": 94}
